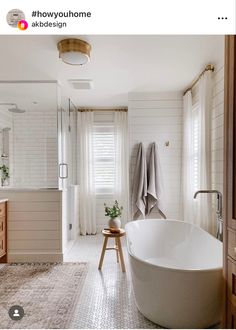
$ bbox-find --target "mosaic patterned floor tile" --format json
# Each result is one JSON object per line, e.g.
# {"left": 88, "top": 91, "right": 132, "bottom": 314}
{"left": 66, "top": 234, "right": 161, "bottom": 329}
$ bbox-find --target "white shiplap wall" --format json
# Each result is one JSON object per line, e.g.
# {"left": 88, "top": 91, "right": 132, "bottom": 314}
{"left": 0, "top": 190, "right": 63, "bottom": 262}
{"left": 12, "top": 111, "right": 58, "bottom": 188}
{"left": 129, "top": 92, "right": 183, "bottom": 220}
{"left": 211, "top": 64, "right": 224, "bottom": 194}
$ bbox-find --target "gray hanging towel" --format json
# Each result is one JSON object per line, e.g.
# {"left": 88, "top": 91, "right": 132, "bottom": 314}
{"left": 132, "top": 143, "right": 147, "bottom": 219}
{"left": 147, "top": 142, "right": 167, "bottom": 218}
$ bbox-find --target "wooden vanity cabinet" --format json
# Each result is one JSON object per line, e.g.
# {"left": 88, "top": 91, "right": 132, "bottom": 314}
{"left": 0, "top": 201, "right": 7, "bottom": 263}
{"left": 224, "top": 35, "right": 236, "bottom": 328}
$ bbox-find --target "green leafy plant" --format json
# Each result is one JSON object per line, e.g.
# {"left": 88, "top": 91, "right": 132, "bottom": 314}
{"left": 104, "top": 200, "right": 123, "bottom": 219}
{"left": 0, "top": 164, "right": 10, "bottom": 183}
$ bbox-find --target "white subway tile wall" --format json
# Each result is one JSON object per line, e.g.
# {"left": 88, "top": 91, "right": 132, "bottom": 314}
{"left": 12, "top": 111, "right": 58, "bottom": 188}
{"left": 0, "top": 109, "right": 13, "bottom": 184}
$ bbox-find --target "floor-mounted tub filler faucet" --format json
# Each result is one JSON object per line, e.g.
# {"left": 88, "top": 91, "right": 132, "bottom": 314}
{"left": 194, "top": 190, "right": 223, "bottom": 241}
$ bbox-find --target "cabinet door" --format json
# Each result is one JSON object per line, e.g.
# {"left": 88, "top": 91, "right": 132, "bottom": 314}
{"left": 228, "top": 230, "right": 236, "bottom": 261}
{"left": 224, "top": 36, "right": 236, "bottom": 230}
{"left": 0, "top": 202, "right": 5, "bottom": 218}
{"left": 0, "top": 234, "right": 6, "bottom": 258}
{"left": 227, "top": 302, "right": 236, "bottom": 329}
{"left": 227, "top": 259, "right": 236, "bottom": 307}
{"left": 224, "top": 35, "right": 236, "bottom": 328}
{"left": 0, "top": 217, "right": 5, "bottom": 235}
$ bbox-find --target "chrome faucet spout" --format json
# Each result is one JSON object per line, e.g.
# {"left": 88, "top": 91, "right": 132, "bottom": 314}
{"left": 193, "top": 189, "right": 223, "bottom": 241}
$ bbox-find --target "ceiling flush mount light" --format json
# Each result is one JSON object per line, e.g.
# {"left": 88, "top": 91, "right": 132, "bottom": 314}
{"left": 57, "top": 38, "right": 91, "bottom": 65}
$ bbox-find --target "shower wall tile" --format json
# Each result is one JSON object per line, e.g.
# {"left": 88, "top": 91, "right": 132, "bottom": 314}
{"left": 12, "top": 111, "right": 58, "bottom": 188}
{"left": 0, "top": 109, "right": 14, "bottom": 184}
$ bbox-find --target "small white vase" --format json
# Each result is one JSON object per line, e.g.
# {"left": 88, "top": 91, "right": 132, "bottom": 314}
{"left": 108, "top": 217, "right": 121, "bottom": 229}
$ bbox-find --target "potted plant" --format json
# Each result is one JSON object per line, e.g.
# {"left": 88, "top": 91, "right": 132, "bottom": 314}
{"left": 104, "top": 200, "right": 123, "bottom": 229}
{"left": 0, "top": 165, "right": 10, "bottom": 186}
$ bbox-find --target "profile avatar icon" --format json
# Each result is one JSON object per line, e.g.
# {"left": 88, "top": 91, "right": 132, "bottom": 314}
{"left": 8, "top": 305, "right": 24, "bottom": 321}
{"left": 6, "top": 9, "right": 28, "bottom": 30}
{"left": 6, "top": 9, "right": 25, "bottom": 28}
{"left": 13, "top": 309, "right": 20, "bottom": 317}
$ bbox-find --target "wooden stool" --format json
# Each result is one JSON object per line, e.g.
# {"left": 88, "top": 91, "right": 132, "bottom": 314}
{"left": 98, "top": 229, "right": 126, "bottom": 272}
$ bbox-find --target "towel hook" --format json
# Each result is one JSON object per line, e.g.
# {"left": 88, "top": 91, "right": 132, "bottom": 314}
{"left": 165, "top": 141, "right": 170, "bottom": 147}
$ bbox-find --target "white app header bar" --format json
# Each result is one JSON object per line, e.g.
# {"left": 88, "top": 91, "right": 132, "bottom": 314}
{"left": 0, "top": 0, "right": 235, "bottom": 35}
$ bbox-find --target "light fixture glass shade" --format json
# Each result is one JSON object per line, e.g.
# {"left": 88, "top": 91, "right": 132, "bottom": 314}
{"left": 60, "top": 51, "right": 90, "bottom": 65}
{"left": 57, "top": 38, "right": 91, "bottom": 65}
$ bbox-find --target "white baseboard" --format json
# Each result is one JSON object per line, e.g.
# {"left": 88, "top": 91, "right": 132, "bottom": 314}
{"left": 8, "top": 252, "right": 63, "bottom": 263}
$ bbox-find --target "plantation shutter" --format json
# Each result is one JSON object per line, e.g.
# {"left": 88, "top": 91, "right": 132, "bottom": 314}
{"left": 92, "top": 124, "right": 115, "bottom": 194}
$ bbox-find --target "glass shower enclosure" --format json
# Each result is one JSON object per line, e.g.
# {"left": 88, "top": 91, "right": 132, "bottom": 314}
{"left": 58, "top": 89, "right": 78, "bottom": 246}
{"left": 0, "top": 81, "right": 79, "bottom": 253}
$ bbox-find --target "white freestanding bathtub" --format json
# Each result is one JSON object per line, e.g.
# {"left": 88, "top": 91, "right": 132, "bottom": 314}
{"left": 125, "top": 219, "right": 223, "bottom": 329}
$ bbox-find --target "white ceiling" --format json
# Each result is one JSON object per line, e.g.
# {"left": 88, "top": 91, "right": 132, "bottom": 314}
{"left": 0, "top": 35, "right": 224, "bottom": 107}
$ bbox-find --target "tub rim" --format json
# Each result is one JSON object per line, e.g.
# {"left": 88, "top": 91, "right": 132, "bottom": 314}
{"left": 125, "top": 219, "right": 223, "bottom": 273}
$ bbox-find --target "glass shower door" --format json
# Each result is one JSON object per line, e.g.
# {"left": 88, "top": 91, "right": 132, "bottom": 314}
{"left": 58, "top": 96, "right": 78, "bottom": 247}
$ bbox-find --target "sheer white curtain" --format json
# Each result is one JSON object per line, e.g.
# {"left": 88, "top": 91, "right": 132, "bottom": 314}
{"left": 182, "top": 71, "right": 213, "bottom": 233}
{"left": 196, "top": 71, "right": 213, "bottom": 233}
{"left": 78, "top": 111, "right": 96, "bottom": 235}
{"left": 114, "top": 111, "right": 129, "bottom": 225}
{"left": 182, "top": 91, "right": 195, "bottom": 224}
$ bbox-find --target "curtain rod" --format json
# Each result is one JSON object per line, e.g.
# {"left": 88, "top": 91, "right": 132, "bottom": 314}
{"left": 183, "top": 64, "right": 214, "bottom": 96}
{"left": 78, "top": 108, "right": 128, "bottom": 112}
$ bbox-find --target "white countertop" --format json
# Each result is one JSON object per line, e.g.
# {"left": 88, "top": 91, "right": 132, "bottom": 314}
{"left": 0, "top": 188, "right": 60, "bottom": 192}
{"left": 0, "top": 199, "right": 8, "bottom": 203}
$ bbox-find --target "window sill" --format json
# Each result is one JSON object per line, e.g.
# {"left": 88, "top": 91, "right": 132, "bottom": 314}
{"left": 96, "top": 193, "right": 114, "bottom": 197}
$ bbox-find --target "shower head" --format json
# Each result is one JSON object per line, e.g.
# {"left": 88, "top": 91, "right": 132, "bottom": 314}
{"left": 0, "top": 127, "right": 11, "bottom": 133}
{"left": 8, "top": 105, "right": 25, "bottom": 113}
{"left": 0, "top": 102, "right": 26, "bottom": 114}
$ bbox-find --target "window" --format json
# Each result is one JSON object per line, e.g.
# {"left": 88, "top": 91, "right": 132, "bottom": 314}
{"left": 92, "top": 124, "right": 115, "bottom": 194}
